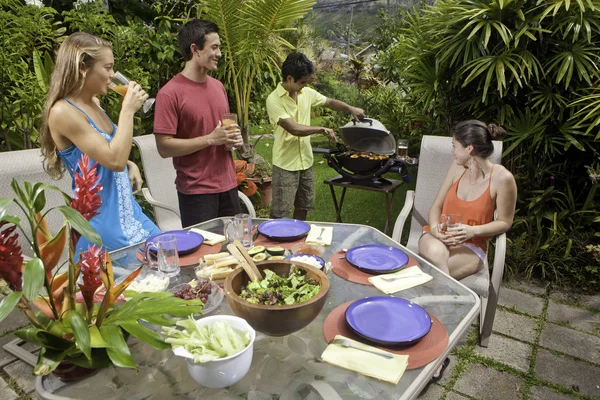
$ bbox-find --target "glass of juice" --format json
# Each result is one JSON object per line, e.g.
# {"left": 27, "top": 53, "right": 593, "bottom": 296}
{"left": 222, "top": 113, "right": 239, "bottom": 151}
{"left": 109, "top": 72, "right": 155, "bottom": 113}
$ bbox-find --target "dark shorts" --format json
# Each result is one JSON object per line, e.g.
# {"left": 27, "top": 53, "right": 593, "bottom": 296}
{"left": 270, "top": 165, "right": 315, "bottom": 218}
{"left": 178, "top": 187, "right": 240, "bottom": 228}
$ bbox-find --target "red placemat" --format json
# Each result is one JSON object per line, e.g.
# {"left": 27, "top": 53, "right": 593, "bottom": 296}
{"left": 253, "top": 234, "right": 306, "bottom": 250}
{"left": 323, "top": 301, "right": 448, "bottom": 370}
{"left": 136, "top": 243, "right": 223, "bottom": 267}
{"left": 328, "top": 251, "right": 420, "bottom": 286}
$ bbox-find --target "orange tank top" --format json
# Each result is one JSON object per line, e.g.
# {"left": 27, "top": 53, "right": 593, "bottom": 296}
{"left": 441, "top": 166, "right": 495, "bottom": 252}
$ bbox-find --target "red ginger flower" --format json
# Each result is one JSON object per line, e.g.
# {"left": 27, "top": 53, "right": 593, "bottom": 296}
{"left": 70, "top": 154, "right": 102, "bottom": 222}
{"left": 78, "top": 244, "right": 104, "bottom": 312}
{"left": 0, "top": 222, "right": 23, "bottom": 291}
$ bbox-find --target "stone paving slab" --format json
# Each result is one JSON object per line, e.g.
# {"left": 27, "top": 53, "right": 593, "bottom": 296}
{"left": 550, "top": 291, "right": 600, "bottom": 312}
{"left": 475, "top": 334, "right": 532, "bottom": 372}
{"left": 498, "top": 287, "right": 545, "bottom": 316}
{"left": 539, "top": 322, "right": 600, "bottom": 364}
{"left": 535, "top": 349, "right": 600, "bottom": 398}
{"left": 416, "top": 382, "right": 444, "bottom": 399}
{"left": 453, "top": 364, "right": 524, "bottom": 400}
{"left": 508, "top": 279, "right": 548, "bottom": 295}
{"left": 530, "top": 386, "right": 579, "bottom": 400}
{"left": 445, "top": 392, "right": 470, "bottom": 400}
{"left": 3, "top": 360, "right": 36, "bottom": 394}
{"left": 493, "top": 309, "right": 538, "bottom": 343}
{"left": 0, "top": 375, "right": 18, "bottom": 400}
{"left": 546, "top": 300, "right": 599, "bottom": 334}
{"left": 0, "top": 308, "right": 31, "bottom": 336}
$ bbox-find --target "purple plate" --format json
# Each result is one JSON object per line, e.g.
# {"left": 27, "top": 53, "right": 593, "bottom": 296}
{"left": 145, "top": 230, "right": 204, "bottom": 256}
{"left": 345, "top": 296, "right": 432, "bottom": 345}
{"left": 346, "top": 244, "right": 409, "bottom": 274}
{"left": 257, "top": 219, "right": 310, "bottom": 242}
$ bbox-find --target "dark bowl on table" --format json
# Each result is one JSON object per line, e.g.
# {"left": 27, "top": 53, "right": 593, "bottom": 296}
{"left": 224, "top": 260, "right": 330, "bottom": 336}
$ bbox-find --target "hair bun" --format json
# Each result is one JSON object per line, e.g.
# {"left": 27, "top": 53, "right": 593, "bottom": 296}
{"left": 487, "top": 123, "right": 506, "bottom": 140}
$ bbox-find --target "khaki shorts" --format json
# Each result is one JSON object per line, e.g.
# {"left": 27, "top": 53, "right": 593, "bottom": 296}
{"left": 270, "top": 165, "right": 315, "bottom": 218}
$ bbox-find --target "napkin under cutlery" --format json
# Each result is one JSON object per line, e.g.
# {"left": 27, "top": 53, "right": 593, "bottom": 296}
{"left": 305, "top": 224, "right": 333, "bottom": 246}
{"left": 190, "top": 228, "right": 225, "bottom": 246}
{"left": 368, "top": 265, "right": 432, "bottom": 294}
{"left": 321, "top": 335, "right": 408, "bottom": 384}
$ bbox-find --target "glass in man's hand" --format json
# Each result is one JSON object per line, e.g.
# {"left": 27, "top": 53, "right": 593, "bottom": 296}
{"left": 109, "top": 71, "right": 155, "bottom": 114}
{"left": 222, "top": 113, "right": 240, "bottom": 151}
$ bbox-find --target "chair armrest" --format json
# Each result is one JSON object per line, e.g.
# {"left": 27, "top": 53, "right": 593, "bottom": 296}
{"left": 141, "top": 188, "right": 181, "bottom": 218}
{"left": 490, "top": 232, "right": 506, "bottom": 293}
{"left": 237, "top": 191, "right": 256, "bottom": 218}
{"left": 392, "top": 190, "right": 415, "bottom": 242}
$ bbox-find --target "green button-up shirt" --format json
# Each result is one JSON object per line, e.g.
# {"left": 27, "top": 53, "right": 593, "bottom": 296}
{"left": 266, "top": 83, "right": 327, "bottom": 171}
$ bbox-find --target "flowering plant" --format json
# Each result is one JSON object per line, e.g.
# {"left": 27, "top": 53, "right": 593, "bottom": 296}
{"left": 0, "top": 155, "right": 202, "bottom": 376}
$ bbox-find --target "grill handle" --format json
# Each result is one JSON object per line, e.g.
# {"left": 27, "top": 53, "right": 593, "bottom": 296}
{"left": 312, "top": 147, "right": 332, "bottom": 154}
{"left": 351, "top": 118, "right": 373, "bottom": 126}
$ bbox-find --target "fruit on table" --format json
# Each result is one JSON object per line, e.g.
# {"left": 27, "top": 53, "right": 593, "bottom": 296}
{"left": 252, "top": 253, "right": 267, "bottom": 262}
{"left": 248, "top": 246, "right": 266, "bottom": 256}
{"left": 266, "top": 247, "right": 285, "bottom": 256}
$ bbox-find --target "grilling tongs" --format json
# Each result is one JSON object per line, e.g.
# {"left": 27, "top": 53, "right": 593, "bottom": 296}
{"left": 227, "top": 240, "right": 263, "bottom": 281}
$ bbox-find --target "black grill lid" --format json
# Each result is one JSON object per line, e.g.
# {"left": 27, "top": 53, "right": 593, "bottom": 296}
{"left": 339, "top": 118, "right": 396, "bottom": 155}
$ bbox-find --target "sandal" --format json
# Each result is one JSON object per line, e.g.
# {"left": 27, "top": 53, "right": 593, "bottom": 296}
{"left": 430, "top": 357, "right": 450, "bottom": 383}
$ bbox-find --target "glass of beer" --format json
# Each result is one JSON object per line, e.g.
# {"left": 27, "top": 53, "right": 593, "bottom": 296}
{"left": 397, "top": 139, "right": 409, "bottom": 160}
{"left": 222, "top": 113, "right": 238, "bottom": 151}
{"left": 109, "top": 72, "right": 155, "bottom": 114}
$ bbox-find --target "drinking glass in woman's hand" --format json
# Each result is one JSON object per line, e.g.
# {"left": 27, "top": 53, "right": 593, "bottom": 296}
{"left": 109, "top": 71, "right": 155, "bottom": 113}
{"left": 437, "top": 214, "right": 449, "bottom": 236}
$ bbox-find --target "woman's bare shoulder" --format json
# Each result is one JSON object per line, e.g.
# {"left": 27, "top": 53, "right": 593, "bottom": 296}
{"left": 493, "top": 164, "right": 516, "bottom": 185}
{"left": 448, "top": 162, "right": 466, "bottom": 180}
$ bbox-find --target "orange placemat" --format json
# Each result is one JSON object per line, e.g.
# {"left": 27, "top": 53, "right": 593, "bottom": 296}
{"left": 323, "top": 301, "right": 448, "bottom": 370}
{"left": 329, "top": 251, "right": 420, "bottom": 286}
{"left": 136, "top": 243, "right": 223, "bottom": 267}
{"left": 253, "top": 234, "right": 307, "bottom": 250}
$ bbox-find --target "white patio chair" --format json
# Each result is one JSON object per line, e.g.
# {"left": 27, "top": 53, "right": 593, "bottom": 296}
{"left": 0, "top": 148, "right": 73, "bottom": 263}
{"left": 392, "top": 135, "right": 506, "bottom": 347}
{"left": 132, "top": 135, "right": 255, "bottom": 231}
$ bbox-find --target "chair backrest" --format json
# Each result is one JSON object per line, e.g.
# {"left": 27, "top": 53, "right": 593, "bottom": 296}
{"left": 132, "top": 135, "right": 183, "bottom": 231}
{"left": 406, "top": 135, "right": 502, "bottom": 251}
{"left": 0, "top": 149, "right": 73, "bottom": 261}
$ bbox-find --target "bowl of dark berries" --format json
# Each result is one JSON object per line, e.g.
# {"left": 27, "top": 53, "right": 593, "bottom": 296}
{"left": 171, "top": 279, "right": 225, "bottom": 315}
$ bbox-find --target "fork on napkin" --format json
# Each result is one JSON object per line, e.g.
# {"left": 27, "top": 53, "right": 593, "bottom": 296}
{"left": 305, "top": 224, "right": 333, "bottom": 246}
{"left": 190, "top": 228, "right": 225, "bottom": 246}
{"left": 321, "top": 335, "right": 408, "bottom": 384}
{"left": 368, "top": 266, "right": 432, "bottom": 294}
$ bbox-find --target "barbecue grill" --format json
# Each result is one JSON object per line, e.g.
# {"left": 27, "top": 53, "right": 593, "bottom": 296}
{"left": 313, "top": 118, "right": 410, "bottom": 188}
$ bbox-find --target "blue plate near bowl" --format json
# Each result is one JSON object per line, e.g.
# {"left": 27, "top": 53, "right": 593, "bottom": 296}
{"left": 345, "top": 296, "right": 432, "bottom": 346}
{"left": 284, "top": 254, "right": 325, "bottom": 270}
{"left": 345, "top": 244, "right": 409, "bottom": 274}
{"left": 257, "top": 219, "right": 310, "bottom": 241}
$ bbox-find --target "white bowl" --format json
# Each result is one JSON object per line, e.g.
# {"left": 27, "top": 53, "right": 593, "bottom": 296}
{"left": 181, "top": 315, "right": 255, "bottom": 388}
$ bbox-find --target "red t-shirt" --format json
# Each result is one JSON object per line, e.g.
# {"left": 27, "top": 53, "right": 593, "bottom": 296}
{"left": 153, "top": 74, "right": 237, "bottom": 194}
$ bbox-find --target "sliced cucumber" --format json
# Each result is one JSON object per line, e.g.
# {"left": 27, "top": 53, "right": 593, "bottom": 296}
{"left": 267, "top": 256, "right": 286, "bottom": 261}
{"left": 252, "top": 253, "right": 268, "bottom": 262}
{"left": 248, "top": 245, "right": 266, "bottom": 256}
{"left": 266, "top": 246, "right": 285, "bottom": 256}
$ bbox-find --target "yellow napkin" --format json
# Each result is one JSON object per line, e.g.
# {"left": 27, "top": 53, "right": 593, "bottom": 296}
{"left": 321, "top": 335, "right": 408, "bottom": 384}
{"left": 190, "top": 228, "right": 225, "bottom": 246}
{"left": 305, "top": 224, "right": 333, "bottom": 246}
{"left": 368, "top": 266, "right": 432, "bottom": 294}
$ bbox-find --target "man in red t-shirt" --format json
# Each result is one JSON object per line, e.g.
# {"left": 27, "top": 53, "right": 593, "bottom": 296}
{"left": 154, "top": 19, "right": 243, "bottom": 227}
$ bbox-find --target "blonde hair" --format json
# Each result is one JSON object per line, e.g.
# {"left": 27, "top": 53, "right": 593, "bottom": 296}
{"left": 40, "top": 32, "right": 112, "bottom": 179}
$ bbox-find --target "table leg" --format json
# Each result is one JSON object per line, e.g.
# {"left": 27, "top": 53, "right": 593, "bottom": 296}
{"left": 384, "top": 191, "right": 393, "bottom": 235}
{"left": 328, "top": 185, "right": 342, "bottom": 223}
{"left": 337, "top": 188, "right": 347, "bottom": 223}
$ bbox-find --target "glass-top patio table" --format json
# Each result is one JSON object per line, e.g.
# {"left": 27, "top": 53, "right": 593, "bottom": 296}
{"left": 36, "top": 218, "right": 480, "bottom": 400}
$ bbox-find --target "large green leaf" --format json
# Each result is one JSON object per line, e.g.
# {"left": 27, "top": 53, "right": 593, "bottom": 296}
{"left": 14, "top": 328, "right": 74, "bottom": 350}
{"left": 89, "top": 325, "right": 110, "bottom": 348}
{"left": 68, "top": 310, "right": 91, "bottom": 360}
{"left": 34, "top": 347, "right": 64, "bottom": 376}
{"left": 0, "top": 292, "right": 23, "bottom": 323}
{"left": 99, "top": 325, "right": 136, "bottom": 369}
{"left": 22, "top": 258, "right": 45, "bottom": 302}
{"left": 0, "top": 198, "right": 14, "bottom": 221}
{"left": 117, "top": 321, "right": 169, "bottom": 350}
{"left": 56, "top": 206, "right": 102, "bottom": 246}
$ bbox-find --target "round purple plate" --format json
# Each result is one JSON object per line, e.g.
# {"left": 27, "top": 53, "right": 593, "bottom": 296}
{"left": 257, "top": 219, "right": 310, "bottom": 242}
{"left": 345, "top": 296, "right": 432, "bottom": 345}
{"left": 346, "top": 244, "right": 409, "bottom": 274}
{"left": 145, "top": 230, "right": 204, "bottom": 256}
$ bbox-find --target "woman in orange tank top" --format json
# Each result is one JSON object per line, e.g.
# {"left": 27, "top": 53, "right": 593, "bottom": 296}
{"left": 419, "top": 120, "right": 517, "bottom": 280}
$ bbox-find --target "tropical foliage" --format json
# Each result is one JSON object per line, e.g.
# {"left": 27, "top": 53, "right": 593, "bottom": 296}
{"left": 374, "top": 0, "right": 600, "bottom": 289}
{"left": 0, "top": 154, "right": 202, "bottom": 375}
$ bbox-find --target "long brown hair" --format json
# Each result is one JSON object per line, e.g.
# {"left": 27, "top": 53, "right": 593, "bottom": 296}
{"left": 40, "top": 32, "right": 112, "bottom": 179}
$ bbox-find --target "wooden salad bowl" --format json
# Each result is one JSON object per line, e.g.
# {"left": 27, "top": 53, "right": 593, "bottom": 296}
{"left": 224, "top": 260, "right": 330, "bottom": 336}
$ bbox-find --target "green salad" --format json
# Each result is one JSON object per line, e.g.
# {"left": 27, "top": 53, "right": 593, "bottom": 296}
{"left": 240, "top": 266, "right": 321, "bottom": 305}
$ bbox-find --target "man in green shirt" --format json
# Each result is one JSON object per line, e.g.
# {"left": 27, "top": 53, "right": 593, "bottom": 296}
{"left": 266, "top": 52, "right": 365, "bottom": 220}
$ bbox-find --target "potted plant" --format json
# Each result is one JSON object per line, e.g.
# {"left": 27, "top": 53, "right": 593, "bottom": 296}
{"left": 0, "top": 154, "right": 202, "bottom": 378}
{"left": 235, "top": 156, "right": 273, "bottom": 207}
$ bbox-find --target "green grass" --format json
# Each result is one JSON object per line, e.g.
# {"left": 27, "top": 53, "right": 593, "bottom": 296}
{"left": 251, "top": 135, "right": 416, "bottom": 234}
